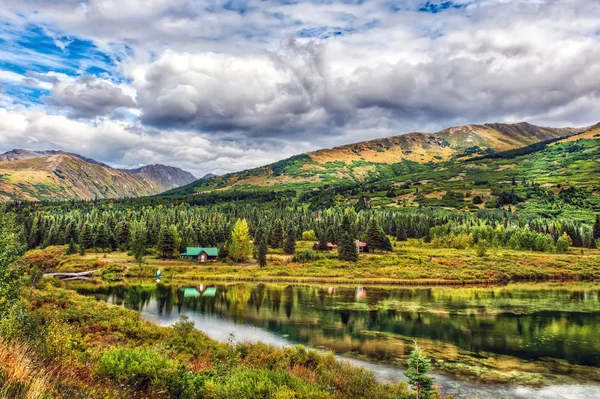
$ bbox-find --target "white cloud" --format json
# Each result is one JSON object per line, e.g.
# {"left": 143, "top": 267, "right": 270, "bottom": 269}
{"left": 0, "top": 0, "right": 599, "bottom": 174}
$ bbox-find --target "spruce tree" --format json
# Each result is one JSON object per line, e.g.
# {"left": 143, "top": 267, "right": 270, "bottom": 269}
{"left": 157, "top": 225, "right": 176, "bottom": 258}
{"left": 258, "top": 235, "right": 268, "bottom": 268}
{"left": 594, "top": 215, "right": 600, "bottom": 240}
{"left": 338, "top": 232, "right": 358, "bottom": 262}
{"left": 284, "top": 226, "right": 296, "bottom": 255}
{"left": 396, "top": 222, "right": 407, "bottom": 241}
{"left": 405, "top": 343, "right": 435, "bottom": 399}
{"left": 79, "top": 222, "right": 94, "bottom": 250}
{"left": 366, "top": 219, "right": 383, "bottom": 253}
{"left": 269, "top": 220, "right": 284, "bottom": 249}
{"left": 230, "top": 218, "right": 252, "bottom": 262}
{"left": 116, "top": 221, "right": 130, "bottom": 249}
{"left": 66, "top": 238, "right": 77, "bottom": 255}
{"left": 381, "top": 233, "right": 393, "bottom": 252}
{"left": 95, "top": 223, "right": 109, "bottom": 250}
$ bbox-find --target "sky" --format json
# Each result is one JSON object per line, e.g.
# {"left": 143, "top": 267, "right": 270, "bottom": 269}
{"left": 0, "top": 0, "right": 599, "bottom": 177}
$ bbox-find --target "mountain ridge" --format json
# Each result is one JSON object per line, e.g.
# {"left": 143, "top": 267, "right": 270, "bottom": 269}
{"left": 167, "top": 121, "right": 588, "bottom": 195}
{"left": 0, "top": 150, "right": 197, "bottom": 201}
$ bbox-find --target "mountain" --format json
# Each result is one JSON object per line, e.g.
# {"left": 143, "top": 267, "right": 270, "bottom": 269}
{"left": 124, "top": 164, "right": 197, "bottom": 191}
{"left": 0, "top": 150, "right": 196, "bottom": 201}
{"left": 167, "top": 122, "right": 586, "bottom": 195}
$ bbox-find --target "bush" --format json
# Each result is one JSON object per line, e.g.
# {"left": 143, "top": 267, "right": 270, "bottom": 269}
{"left": 556, "top": 233, "right": 571, "bottom": 253}
{"left": 165, "top": 366, "right": 211, "bottom": 399}
{"left": 98, "top": 347, "right": 174, "bottom": 389}
{"left": 301, "top": 230, "right": 317, "bottom": 241}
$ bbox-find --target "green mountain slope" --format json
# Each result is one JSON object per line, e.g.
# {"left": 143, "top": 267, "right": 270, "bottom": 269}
{"left": 167, "top": 122, "right": 586, "bottom": 195}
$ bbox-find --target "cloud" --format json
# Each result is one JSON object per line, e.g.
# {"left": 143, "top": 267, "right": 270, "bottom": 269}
{"left": 0, "top": 0, "right": 600, "bottom": 174}
{"left": 44, "top": 75, "right": 135, "bottom": 118}
{"left": 0, "top": 107, "right": 309, "bottom": 176}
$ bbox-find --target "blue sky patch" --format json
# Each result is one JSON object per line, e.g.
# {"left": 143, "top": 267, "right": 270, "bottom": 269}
{"left": 418, "top": 1, "right": 466, "bottom": 13}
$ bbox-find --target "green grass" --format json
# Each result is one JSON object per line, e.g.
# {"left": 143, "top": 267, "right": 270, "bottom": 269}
{"left": 29, "top": 241, "right": 600, "bottom": 285}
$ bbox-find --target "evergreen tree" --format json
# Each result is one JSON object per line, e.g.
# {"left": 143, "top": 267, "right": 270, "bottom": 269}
{"left": 230, "top": 218, "right": 252, "bottom": 262}
{"left": 366, "top": 219, "right": 383, "bottom": 253}
{"left": 396, "top": 222, "right": 407, "bottom": 241}
{"left": 79, "top": 222, "right": 94, "bottom": 250}
{"left": 129, "top": 220, "right": 147, "bottom": 263}
{"left": 95, "top": 223, "right": 109, "bottom": 250}
{"left": 66, "top": 238, "right": 77, "bottom": 255}
{"left": 338, "top": 232, "right": 358, "bottom": 262}
{"left": 381, "top": 233, "right": 393, "bottom": 252}
{"left": 405, "top": 343, "right": 435, "bottom": 399}
{"left": 593, "top": 215, "right": 600, "bottom": 241}
{"left": 157, "top": 225, "right": 176, "bottom": 258}
{"left": 269, "top": 220, "right": 284, "bottom": 249}
{"left": 284, "top": 226, "right": 296, "bottom": 255}
{"left": 258, "top": 235, "right": 268, "bottom": 268}
{"left": 116, "top": 221, "right": 130, "bottom": 249}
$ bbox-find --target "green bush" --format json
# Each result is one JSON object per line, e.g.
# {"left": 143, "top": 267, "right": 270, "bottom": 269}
{"left": 98, "top": 347, "right": 174, "bottom": 389}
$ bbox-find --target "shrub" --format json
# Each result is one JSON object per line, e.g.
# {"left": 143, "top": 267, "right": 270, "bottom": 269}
{"left": 98, "top": 347, "right": 174, "bottom": 389}
{"left": 556, "top": 233, "right": 571, "bottom": 253}
{"left": 476, "top": 239, "right": 489, "bottom": 257}
{"left": 301, "top": 230, "right": 317, "bottom": 241}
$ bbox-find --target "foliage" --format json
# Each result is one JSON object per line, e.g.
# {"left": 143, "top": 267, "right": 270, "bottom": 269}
{"left": 98, "top": 347, "right": 174, "bottom": 389}
{"left": 229, "top": 219, "right": 252, "bottom": 263}
{"left": 404, "top": 343, "right": 435, "bottom": 399}
{"left": 283, "top": 226, "right": 296, "bottom": 255}
{"left": 338, "top": 232, "right": 358, "bottom": 262}
{"left": 0, "top": 212, "right": 24, "bottom": 318}
{"left": 302, "top": 230, "right": 317, "bottom": 241}
{"left": 130, "top": 220, "right": 147, "bottom": 263}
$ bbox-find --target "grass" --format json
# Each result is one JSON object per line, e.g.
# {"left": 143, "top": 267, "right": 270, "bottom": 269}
{"left": 29, "top": 240, "right": 600, "bottom": 286}
{"left": 1, "top": 282, "right": 413, "bottom": 399}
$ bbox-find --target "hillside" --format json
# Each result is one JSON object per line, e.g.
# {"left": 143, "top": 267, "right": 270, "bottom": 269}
{"left": 0, "top": 151, "right": 196, "bottom": 201}
{"left": 167, "top": 122, "right": 586, "bottom": 194}
{"left": 124, "top": 164, "right": 197, "bottom": 191}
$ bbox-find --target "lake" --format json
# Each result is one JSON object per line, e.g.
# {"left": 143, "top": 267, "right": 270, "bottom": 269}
{"left": 74, "top": 281, "right": 600, "bottom": 398}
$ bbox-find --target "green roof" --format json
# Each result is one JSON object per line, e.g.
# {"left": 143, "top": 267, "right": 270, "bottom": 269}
{"left": 181, "top": 247, "right": 218, "bottom": 257}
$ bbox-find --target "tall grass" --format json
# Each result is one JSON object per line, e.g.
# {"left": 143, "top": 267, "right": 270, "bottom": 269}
{"left": 0, "top": 339, "right": 53, "bottom": 399}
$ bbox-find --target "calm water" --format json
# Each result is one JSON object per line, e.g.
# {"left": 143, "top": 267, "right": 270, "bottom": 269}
{"left": 75, "top": 282, "right": 600, "bottom": 399}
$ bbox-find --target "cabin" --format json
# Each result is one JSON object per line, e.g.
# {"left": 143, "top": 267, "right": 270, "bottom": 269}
{"left": 179, "top": 247, "right": 218, "bottom": 263}
{"left": 355, "top": 240, "right": 369, "bottom": 253}
{"left": 313, "top": 242, "right": 336, "bottom": 251}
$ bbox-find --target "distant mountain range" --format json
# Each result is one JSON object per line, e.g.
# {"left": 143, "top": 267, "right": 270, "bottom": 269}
{"left": 167, "top": 122, "right": 588, "bottom": 195}
{"left": 0, "top": 149, "right": 197, "bottom": 201}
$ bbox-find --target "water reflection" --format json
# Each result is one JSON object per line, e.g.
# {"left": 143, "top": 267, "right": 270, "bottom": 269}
{"left": 76, "top": 282, "right": 600, "bottom": 368}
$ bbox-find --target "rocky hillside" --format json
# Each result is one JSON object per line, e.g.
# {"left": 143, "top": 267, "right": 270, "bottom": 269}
{"left": 0, "top": 151, "right": 196, "bottom": 201}
{"left": 124, "top": 164, "right": 197, "bottom": 191}
{"left": 168, "top": 122, "right": 585, "bottom": 194}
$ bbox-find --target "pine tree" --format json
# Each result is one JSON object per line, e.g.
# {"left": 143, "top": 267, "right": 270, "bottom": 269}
{"left": 381, "top": 233, "right": 393, "bottom": 252}
{"left": 405, "top": 343, "right": 435, "bottom": 399}
{"left": 157, "top": 225, "right": 176, "bottom": 258}
{"left": 79, "top": 222, "right": 94, "bottom": 250}
{"left": 116, "top": 221, "right": 130, "bottom": 249}
{"left": 258, "top": 235, "right": 268, "bottom": 268}
{"left": 66, "top": 238, "right": 77, "bottom": 255}
{"left": 338, "top": 232, "right": 358, "bottom": 262}
{"left": 269, "top": 220, "right": 284, "bottom": 249}
{"left": 95, "top": 223, "right": 109, "bottom": 250}
{"left": 284, "top": 226, "right": 296, "bottom": 255}
{"left": 366, "top": 219, "right": 383, "bottom": 253}
{"left": 396, "top": 222, "right": 407, "bottom": 241}
{"left": 129, "top": 220, "right": 147, "bottom": 263}
{"left": 230, "top": 218, "right": 252, "bottom": 262}
{"left": 594, "top": 215, "right": 600, "bottom": 240}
